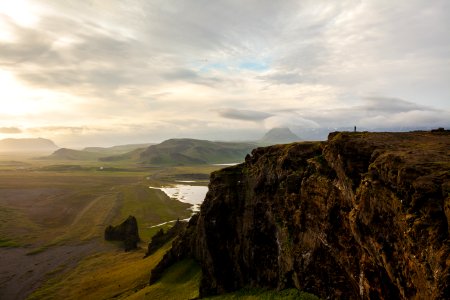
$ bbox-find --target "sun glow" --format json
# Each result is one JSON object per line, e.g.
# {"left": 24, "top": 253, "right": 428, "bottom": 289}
{"left": 0, "top": 71, "right": 42, "bottom": 115}
{"left": 0, "top": 1, "right": 39, "bottom": 27}
{"left": 0, "top": 71, "right": 80, "bottom": 117}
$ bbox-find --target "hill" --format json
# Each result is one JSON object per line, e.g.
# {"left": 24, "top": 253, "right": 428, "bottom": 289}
{"left": 45, "top": 148, "right": 105, "bottom": 161}
{"left": 43, "top": 143, "right": 153, "bottom": 161}
{"left": 0, "top": 138, "right": 58, "bottom": 153}
{"left": 258, "top": 127, "right": 300, "bottom": 145}
{"left": 99, "top": 147, "right": 146, "bottom": 162}
{"left": 139, "top": 139, "right": 256, "bottom": 165}
{"left": 83, "top": 143, "right": 154, "bottom": 155}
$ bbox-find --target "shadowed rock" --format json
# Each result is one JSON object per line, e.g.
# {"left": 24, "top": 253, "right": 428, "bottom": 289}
{"left": 145, "top": 219, "right": 187, "bottom": 257}
{"left": 105, "top": 215, "right": 140, "bottom": 251}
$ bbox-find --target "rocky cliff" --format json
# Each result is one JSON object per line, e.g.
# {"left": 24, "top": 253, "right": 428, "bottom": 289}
{"left": 151, "top": 131, "right": 450, "bottom": 299}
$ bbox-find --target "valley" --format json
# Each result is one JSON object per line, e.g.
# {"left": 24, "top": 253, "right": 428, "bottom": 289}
{"left": 0, "top": 152, "right": 220, "bottom": 300}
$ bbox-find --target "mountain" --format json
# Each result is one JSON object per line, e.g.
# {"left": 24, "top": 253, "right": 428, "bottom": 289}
{"left": 44, "top": 143, "right": 154, "bottom": 161}
{"left": 258, "top": 127, "right": 300, "bottom": 145}
{"left": 45, "top": 148, "right": 105, "bottom": 160}
{"left": 83, "top": 143, "right": 154, "bottom": 155}
{"left": 0, "top": 138, "right": 58, "bottom": 153}
{"left": 139, "top": 138, "right": 256, "bottom": 165}
{"left": 150, "top": 130, "right": 450, "bottom": 299}
{"left": 98, "top": 147, "right": 146, "bottom": 162}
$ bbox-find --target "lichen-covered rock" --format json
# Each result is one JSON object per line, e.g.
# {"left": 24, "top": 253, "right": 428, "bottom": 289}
{"left": 105, "top": 215, "right": 140, "bottom": 251}
{"left": 151, "top": 131, "right": 450, "bottom": 299}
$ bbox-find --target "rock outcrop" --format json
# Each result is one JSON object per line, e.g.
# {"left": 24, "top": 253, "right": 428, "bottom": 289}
{"left": 151, "top": 131, "right": 450, "bottom": 299}
{"left": 145, "top": 220, "right": 187, "bottom": 257}
{"left": 105, "top": 215, "right": 140, "bottom": 251}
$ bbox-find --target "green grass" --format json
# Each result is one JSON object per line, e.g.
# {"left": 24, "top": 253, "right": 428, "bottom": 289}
{"left": 204, "top": 288, "right": 320, "bottom": 300}
{"left": 114, "top": 184, "right": 192, "bottom": 243}
{"left": 27, "top": 244, "right": 171, "bottom": 300}
{"left": 0, "top": 157, "right": 221, "bottom": 300}
{"left": 0, "top": 205, "right": 41, "bottom": 246}
{"left": 0, "top": 237, "right": 20, "bottom": 247}
{"left": 125, "top": 259, "right": 201, "bottom": 300}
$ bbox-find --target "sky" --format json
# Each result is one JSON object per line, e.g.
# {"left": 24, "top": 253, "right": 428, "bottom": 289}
{"left": 0, "top": 0, "right": 449, "bottom": 147}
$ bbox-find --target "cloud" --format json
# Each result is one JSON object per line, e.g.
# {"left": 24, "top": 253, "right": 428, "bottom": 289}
{"left": 26, "top": 126, "right": 90, "bottom": 136}
{"left": 0, "top": 1, "right": 448, "bottom": 146}
{"left": 264, "top": 113, "right": 320, "bottom": 129}
{"left": 0, "top": 127, "right": 21, "bottom": 134}
{"left": 259, "top": 70, "right": 303, "bottom": 85}
{"left": 360, "top": 97, "right": 431, "bottom": 113}
{"left": 359, "top": 110, "right": 450, "bottom": 129}
{"left": 298, "top": 96, "right": 450, "bottom": 129}
{"left": 216, "top": 108, "right": 273, "bottom": 121}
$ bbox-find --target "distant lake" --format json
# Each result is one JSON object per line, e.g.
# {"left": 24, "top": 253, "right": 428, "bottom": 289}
{"left": 149, "top": 184, "right": 208, "bottom": 212}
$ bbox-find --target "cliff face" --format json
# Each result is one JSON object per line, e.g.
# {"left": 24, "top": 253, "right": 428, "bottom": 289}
{"left": 152, "top": 131, "right": 450, "bottom": 299}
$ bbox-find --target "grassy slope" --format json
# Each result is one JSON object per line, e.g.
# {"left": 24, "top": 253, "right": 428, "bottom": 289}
{"left": 126, "top": 261, "right": 319, "bottom": 300}
{"left": 113, "top": 184, "right": 192, "bottom": 241}
{"left": 125, "top": 259, "right": 201, "bottom": 300}
{"left": 204, "top": 289, "right": 320, "bottom": 300}
{"left": 27, "top": 244, "right": 172, "bottom": 300}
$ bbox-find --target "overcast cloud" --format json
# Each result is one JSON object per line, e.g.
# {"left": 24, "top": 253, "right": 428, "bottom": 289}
{"left": 0, "top": 0, "right": 449, "bottom": 147}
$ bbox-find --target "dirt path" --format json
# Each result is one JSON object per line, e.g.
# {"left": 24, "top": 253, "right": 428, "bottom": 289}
{"left": 70, "top": 193, "right": 109, "bottom": 226}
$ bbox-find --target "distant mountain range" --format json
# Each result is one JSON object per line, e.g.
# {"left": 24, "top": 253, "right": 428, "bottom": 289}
{"left": 44, "top": 144, "right": 151, "bottom": 161}
{"left": 0, "top": 138, "right": 58, "bottom": 153}
{"left": 44, "top": 139, "right": 256, "bottom": 165}
{"left": 39, "top": 127, "right": 311, "bottom": 164}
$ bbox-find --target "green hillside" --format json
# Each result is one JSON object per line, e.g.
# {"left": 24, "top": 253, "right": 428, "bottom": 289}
{"left": 44, "top": 144, "right": 152, "bottom": 162}
{"left": 99, "top": 147, "right": 146, "bottom": 162}
{"left": 44, "top": 148, "right": 105, "bottom": 161}
{"left": 83, "top": 143, "right": 154, "bottom": 155}
{"left": 138, "top": 139, "right": 256, "bottom": 165}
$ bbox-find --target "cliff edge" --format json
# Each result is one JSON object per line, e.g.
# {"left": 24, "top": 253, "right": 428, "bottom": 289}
{"left": 151, "top": 131, "right": 449, "bottom": 299}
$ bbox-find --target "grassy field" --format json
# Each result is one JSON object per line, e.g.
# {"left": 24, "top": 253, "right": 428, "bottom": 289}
{"left": 27, "top": 244, "right": 173, "bottom": 300}
{"left": 0, "top": 154, "right": 221, "bottom": 299}
{"left": 203, "top": 289, "right": 320, "bottom": 300}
